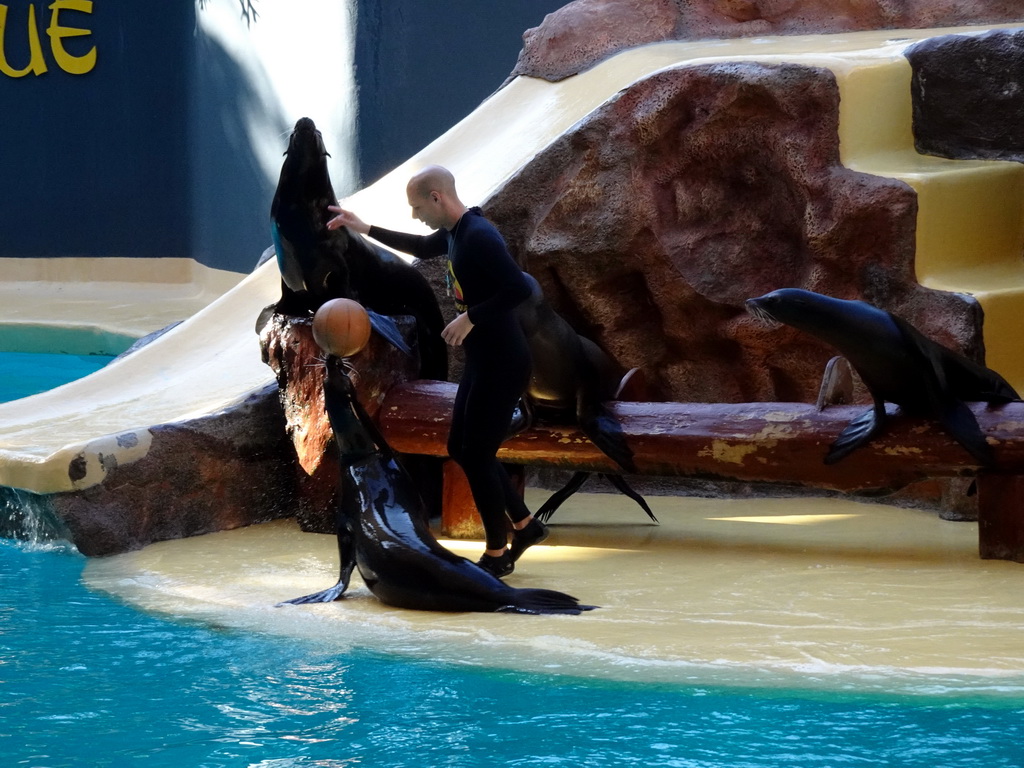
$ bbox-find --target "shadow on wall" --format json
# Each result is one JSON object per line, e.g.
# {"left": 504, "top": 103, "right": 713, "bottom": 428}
{"left": 190, "top": 28, "right": 284, "bottom": 273}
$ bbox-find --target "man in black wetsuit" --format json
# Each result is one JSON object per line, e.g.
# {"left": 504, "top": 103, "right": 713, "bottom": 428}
{"left": 326, "top": 165, "right": 548, "bottom": 578}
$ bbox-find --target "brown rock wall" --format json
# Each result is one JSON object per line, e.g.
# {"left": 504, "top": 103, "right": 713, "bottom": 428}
{"left": 49, "top": 383, "right": 297, "bottom": 557}
{"left": 514, "top": 0, "right": 1024, "bottom": 81}
{"left": 485, "top": 62, "right": 983, "bottom": 405}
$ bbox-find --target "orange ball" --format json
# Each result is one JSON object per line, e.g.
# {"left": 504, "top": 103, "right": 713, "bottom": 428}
{"left": 312, "top": 298, "right": 372, "bottom": 357}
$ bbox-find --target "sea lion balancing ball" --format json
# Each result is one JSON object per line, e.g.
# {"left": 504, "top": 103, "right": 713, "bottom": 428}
{"left": 312, "top": 298, "right": 372, "bottom": 357}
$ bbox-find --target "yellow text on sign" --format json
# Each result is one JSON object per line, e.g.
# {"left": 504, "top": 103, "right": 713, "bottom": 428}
{"left": 0, "top": 1, "right": 96, "bottom": 77}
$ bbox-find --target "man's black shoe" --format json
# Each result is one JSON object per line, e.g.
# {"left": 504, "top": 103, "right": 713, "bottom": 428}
{"left": 477, "top": 551, "right": 514, "bottom": 578}
{"left": 509, "top": 518, "right": 549, "bottom": 562}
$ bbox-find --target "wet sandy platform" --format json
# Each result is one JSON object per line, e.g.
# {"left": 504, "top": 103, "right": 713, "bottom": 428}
{"left": 84, "top": 489, "right": 1024, "bottom": 696}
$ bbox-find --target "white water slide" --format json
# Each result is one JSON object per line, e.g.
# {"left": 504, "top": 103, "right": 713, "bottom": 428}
{"left": 3, "top": 24, "right": 1023, "bottom": 495}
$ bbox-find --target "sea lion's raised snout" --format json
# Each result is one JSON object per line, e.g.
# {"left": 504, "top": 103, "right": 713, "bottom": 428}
{"left": 286, "top": 117, "right": 330, "bottom": 160}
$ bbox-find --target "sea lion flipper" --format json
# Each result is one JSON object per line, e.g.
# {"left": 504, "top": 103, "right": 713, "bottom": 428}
{"left": 939, "top": 400, "right": 994, "bottom": 466}
{"left": 278, "top": 553, "right": 354, "bottom": 605}
{"left": 280, "top": 473, "right": 358, "bottom": 606}
{"left": 366, "top": 310, "right": 413, "bottom": 356}
{"left": 824, "top": 404, "right": 885, "bottom": 464}
{"left": 603, "top": 474, "right": 658, "bottom": 524}
{"left": 498, "top": 588, "right": 598, "bottom": 615}
{"left": 278, "top": 580, "right": 350, "bottom": 606}
{"left": 536, "top": 471, "right": 591, "bottom": 523}
{"left": 506, "top": 397, "right": 533, "bottom": 439}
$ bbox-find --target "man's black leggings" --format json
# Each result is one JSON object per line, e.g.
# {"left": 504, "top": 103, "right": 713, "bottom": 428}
{"left": 447, "top": 331, "right": 531, "bottom": 552}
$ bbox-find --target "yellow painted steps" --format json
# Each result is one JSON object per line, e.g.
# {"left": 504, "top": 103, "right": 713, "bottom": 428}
{"left": 836, "top": 55, "right": 1024, "bottom": 392}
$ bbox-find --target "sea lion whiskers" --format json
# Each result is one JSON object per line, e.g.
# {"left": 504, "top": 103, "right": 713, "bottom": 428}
{"left": 303, "top": 353, "right": 359, "bottom": 385}
{"left": 745, "top": 301, "right": 780, "bottom": 327}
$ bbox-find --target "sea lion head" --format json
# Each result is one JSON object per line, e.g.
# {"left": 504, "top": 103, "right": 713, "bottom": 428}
{"left": 322, "top": 355, "right": 380, "bottom": 463}
{"left": 283, "top": 116, "right": 331, "bottom": 175}
{"left": 746, "top": 288, "right": 906, "bottom": 361}
{"left": 746, "top": 288, "right": 857, "bottom": 334}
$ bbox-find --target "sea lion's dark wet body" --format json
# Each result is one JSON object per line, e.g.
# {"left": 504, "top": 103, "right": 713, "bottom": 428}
{"left": 266, "top": 117, "right": 447, "bottom": 381}
{"left": 282, "top": 356, "right": 596, "bottom": 615}
{"left": 746, "top": 288, "right": 1019, "bottom": 465}
{"left": 517, "top": 274, "right": 656, "bottom": 523}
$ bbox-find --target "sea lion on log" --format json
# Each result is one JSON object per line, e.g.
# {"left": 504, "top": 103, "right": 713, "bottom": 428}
{"left": 746, "top": 288, "right": 1019, "bottom": 465}
{"left": 517, "top": 274, "right": 656, "bottom": 523}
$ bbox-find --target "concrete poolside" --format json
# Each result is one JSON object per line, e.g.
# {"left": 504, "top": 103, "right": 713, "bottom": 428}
{"left": 84, "top": 487, "right": 1024, "bottom": 697}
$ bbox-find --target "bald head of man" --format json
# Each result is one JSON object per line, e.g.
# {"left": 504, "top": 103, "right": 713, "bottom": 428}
{"left": 406, "top": 165, "right": 467, "bottom": 230}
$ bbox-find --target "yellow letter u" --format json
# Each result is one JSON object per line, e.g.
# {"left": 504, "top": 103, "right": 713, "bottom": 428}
{"left": 0, "top": 4, "right": 49, "bottom": 78}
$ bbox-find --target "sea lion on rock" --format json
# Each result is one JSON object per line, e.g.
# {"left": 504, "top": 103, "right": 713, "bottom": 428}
{"left": 281, "top": 355, "right": 596, "bottom": 615}
{"left": 745, "top": 288, "right": 1019, "bottom": 465}
{"left": 517, "top": 274, "right": 656, "bottom": 523}
{"left": 265, "top": 117, "right": 448, "bottom": 381}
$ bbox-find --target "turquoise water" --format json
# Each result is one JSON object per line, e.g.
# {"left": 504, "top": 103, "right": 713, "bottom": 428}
{"left": 4, "top": 539, "right": 1024, "bottom": 768}
{"left": 3, "top": 338, "right": 1024, "bottom": 765}
{"left": 0, "top": 350, "right": 116, "bottom": 403}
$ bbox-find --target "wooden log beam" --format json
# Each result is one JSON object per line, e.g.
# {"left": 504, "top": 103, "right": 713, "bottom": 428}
{"left": 378, "top": 380, "right": 1024, "bottom": 493}
{"left": 378, "top": 381, "right": 1024, "bottom": 561}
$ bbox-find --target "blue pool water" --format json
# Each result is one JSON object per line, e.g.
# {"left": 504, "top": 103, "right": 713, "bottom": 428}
{"left": 0, "top": 350, "right": 116, "bottom": 403}
{"left": 4, "top": 539, "right": 1024, "bottom": 768}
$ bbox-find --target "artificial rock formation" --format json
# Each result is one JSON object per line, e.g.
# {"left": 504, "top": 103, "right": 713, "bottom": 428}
{"left": 514, "top": 0, "right": 1024, "bottom": 81}
{"left": 47, "top": 383, "right": 297, "bottom": 557}
{"left": 485, "top": 61, "right": 983, "bottom": 406}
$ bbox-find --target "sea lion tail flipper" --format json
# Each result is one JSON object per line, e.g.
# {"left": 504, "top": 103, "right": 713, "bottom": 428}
{"left": 940, "top": 400, "right": 994, "bottom": 466}
{"left": 366, "top": 310, "right": 413, "bottom": 356}
{"left": 824, "top": 404, "right": 885, "bottom": 464}
{"left": 602, "top": 474, "right": 658, "bottom": 524}
{"left": 499, "top": 588, "right": 599, "bottom": 616}
{"left": 536, "top": 471, "right": 591, "bottom": 523}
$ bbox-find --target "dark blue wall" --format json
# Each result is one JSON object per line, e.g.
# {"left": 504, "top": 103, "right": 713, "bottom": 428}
{"left": 2, "top": 2, "right": 193, "bottom": 261}
{"left": 353, "top": 0, "right": 563, "bottom": 186}
{"left": 1, "top": 2, "right": 564, "bottom": 272}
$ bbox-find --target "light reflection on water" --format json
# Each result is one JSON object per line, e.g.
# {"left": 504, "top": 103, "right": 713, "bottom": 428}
{"left": 4, "top": 538, "right": 1024, "bottom": 768}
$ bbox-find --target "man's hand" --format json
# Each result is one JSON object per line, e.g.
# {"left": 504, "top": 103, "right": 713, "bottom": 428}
{"left": 326, "top": 205, "right": 371, "bottom": 234}
{"left": 441, "top": 312, "right": 474, "bottom": 346}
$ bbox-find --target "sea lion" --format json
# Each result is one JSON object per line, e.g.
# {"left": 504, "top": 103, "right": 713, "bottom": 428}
{"left": 745, "top": 288, "right": 1019, "bottom": 465}
{"left": 516, "top": 273, "right": 656, "bottom": 523}
{"left": 265, "top": 117, "right": 448, "bottom": 381}
{"left": 281, "top": 355, "right": 596, "bottom": 615}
